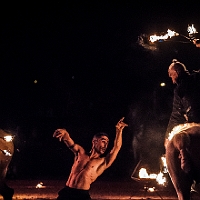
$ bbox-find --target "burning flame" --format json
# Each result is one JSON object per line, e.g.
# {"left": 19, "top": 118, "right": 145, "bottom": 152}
{"left": 139, "top": 168, "right": 166, "bottom": 185}
{"left": 149, "top": 29, "right": 178, "bottom": 43}
{"left": 3, "top": 135, "right": 14, "bottom": 142}
{"left": 187, "top": 24, "right": 198, "bottom": 36}
{"left": 161, "top": 155, "right": 168, "bottom": 173}
{"left": 156, "top": 172, "right": 166, "bottom": 185}
{"left": 139, "top": 168, "right": 149, "bottom": 179}
{"left": 0, "top": 149, "right": 12, "bottom": 156}
{"left": 168, "top": 123, "right": 200, "bottom": 141}
{"left": 138, "top": 155, "right": 167, "bottom": 185}
{"left": 36, "top": 182, "right": 46, "bottom": 188}
{"left": 144, "top": 186, "right": 155, "bottom": 192}
{"left": 149, "top": 25, "right": 198, "bottom": 43}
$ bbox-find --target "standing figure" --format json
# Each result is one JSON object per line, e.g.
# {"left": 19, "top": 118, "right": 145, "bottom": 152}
{"left": 165, "top": 59, "right": 200, "bottom": 173}
{"left": 0, "top": 129, "right": 14, "bottom": 200}
{"left": 166, "top": 123, "right": 200, "bottom": 200}
{"left": 53, "top": 117, "right": 128, "bottom": 200}
{"left": 165, "top": 59, "right": 200, "bottom": 199}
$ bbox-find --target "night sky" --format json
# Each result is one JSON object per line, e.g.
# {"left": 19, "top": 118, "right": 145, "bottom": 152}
{"left": 1, "top": 2, "right": 200, "bottom": 180}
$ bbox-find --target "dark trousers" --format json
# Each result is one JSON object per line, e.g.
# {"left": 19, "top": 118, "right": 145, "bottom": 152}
{"left": 0, "top": 183, "right": 14, "bottom": 200}
{"left": 57, "top": 186, "right": 91, "bottom": 200}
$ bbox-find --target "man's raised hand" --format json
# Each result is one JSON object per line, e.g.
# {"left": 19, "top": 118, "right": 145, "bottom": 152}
{"left": 53, "top": 129, "right": 69, "bottom": 142}
{"left": 115, "top": 117, "right": 128, "bottom": 131}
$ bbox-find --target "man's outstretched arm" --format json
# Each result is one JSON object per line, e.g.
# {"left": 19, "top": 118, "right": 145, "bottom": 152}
{"left": 53, "top": 129, "right": 84, "bottom": 154}
{"left": 105, "top": 117, "right": 128, "bottom": 168}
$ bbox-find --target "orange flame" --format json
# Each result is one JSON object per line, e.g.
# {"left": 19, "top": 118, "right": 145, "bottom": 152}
{"left": 168, "top": 123, "right": 200, "bottom": 141}
{"left": 3, "top": 135, "right": 14, "bottom": 142}
{"left": 187, "top": 24, "right": 198, "bottom": 35}
{"left": 149, "top": 29, "right": 178, "bottom": 43}
{"left": 138, "top": 168, "right": 166, "bottom": 185}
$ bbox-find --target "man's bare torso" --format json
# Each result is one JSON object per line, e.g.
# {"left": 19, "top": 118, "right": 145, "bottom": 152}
{"left": 66, "top": 153, "right": 106, "bottom": 190}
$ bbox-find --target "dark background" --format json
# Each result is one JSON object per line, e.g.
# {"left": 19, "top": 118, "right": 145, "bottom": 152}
{"left": 1, "top": 1, "right": 200, "bottom": 180}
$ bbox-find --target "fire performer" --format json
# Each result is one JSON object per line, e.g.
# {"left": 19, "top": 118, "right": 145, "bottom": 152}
{"left": 0, "top": 130, "right": 14, "bottom": 200}
{"left": 53, "top": 117, "right": 128, "bottom": 200}
{"left": 165, "top": 59, "right": 200, "bottom": 173}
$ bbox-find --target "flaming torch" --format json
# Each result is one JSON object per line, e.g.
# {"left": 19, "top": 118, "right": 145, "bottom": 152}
{"left": 138, "top": 24, "right": 199, "bottom": 50}
{"left": 149, "top": 24, "right": 198, "bottom": 43}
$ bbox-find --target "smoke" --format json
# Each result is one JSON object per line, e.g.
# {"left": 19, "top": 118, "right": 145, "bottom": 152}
{"left": 127, "top": 91, "right": 168, "bottom": 173}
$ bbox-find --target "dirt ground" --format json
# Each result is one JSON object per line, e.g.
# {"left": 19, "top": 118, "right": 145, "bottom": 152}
{"left": 1, "top": 179, "right": 200, "bottom": 200}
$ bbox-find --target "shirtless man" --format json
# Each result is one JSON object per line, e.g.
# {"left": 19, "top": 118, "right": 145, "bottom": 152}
{"left": 53, "top": 117, "right": 128, "bottom": 200}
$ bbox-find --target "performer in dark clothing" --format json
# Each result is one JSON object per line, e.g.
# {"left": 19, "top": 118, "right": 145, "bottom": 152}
{"left": 166, "top": 59, "right": 200, "bottom": 137}
{"left": 0, "top": 129, "right": 14, "bottom": 200}
{"left": 165, "top": 59, "right": 200, "bottom": 173}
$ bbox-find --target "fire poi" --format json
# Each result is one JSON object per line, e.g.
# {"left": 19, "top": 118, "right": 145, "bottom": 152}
{"left": 165, "top": 123, "right": 200, "bottom": 200}
{"left": 138, "top": 24, "right": 199, "bottom": 50}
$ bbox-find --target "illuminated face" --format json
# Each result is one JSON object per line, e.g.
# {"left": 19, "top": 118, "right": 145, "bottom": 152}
{"left": 93, "top": 136, "right": 109, "bottom": 155}
{"left": 168, "top": 65, "right": 178, "bottom": 84}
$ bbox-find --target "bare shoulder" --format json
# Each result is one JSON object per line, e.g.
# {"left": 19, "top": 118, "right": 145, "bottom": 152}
{"left": 70, "top": 143, "right": 86, "bottom": 155}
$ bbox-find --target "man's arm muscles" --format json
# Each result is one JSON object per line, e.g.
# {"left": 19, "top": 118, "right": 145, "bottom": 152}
{"left": 105, "top": 118, "right": 128, "bottom": 169}
{"left": 105, "top": 129, "right": 122, "bottom": 168}
{"left": 53, "top": 129, "right": 85, "bottom": 154}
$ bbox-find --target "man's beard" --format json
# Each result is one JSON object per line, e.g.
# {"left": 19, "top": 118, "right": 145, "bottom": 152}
{"left": 94, "top": 146, "right": 106, "bottom": 155}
